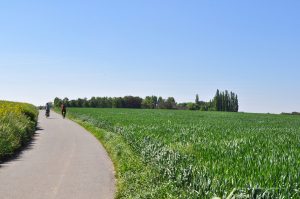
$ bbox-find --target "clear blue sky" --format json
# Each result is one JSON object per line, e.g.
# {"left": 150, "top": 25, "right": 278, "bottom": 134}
{"left": 0, "top": 0, "right": 299, "bottom": 113}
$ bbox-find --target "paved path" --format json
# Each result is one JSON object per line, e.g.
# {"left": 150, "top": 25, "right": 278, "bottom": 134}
{"left": 0, "top": 110, "right": 115, "bottom": 199}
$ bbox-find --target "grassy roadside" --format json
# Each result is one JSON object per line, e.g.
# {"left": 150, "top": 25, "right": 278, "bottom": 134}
{"left": 62, "top": 110, "right": 180, "bottom": 199}
{"left": 0, "top": 101, "right": 38, "bottom": 161}
{"left": 64, "top": 108, "right": 300, "bottom": 198}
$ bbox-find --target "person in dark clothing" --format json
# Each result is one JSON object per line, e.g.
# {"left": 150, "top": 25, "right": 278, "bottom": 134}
{"left": 45, "top": 103, "right": 50, "bottom": 117}
{"left": 61, "top": 103, "right": 67, "bottom": 119}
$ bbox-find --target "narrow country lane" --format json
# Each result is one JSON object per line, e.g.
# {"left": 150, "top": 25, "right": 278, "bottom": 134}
{"left": 0, "top": 110, "right": 115, "bottom": 199}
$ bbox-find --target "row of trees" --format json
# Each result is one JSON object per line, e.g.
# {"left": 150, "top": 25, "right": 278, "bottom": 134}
{"left": 54, "top": 96, "right": 177, "bottom": 109}
{"left": 141, "top": 96, "right": 176, "bottom": 109}
{"left": 176, "top": 90, "right": 239, "bottom": 112}
{"left": 54, "top": 96, "right": 143, "bottom": 109}
{"left": 281, "top": 112, "right": 300, "bottom": 115}
{"left": 213, "top": 90, "right": 239, "bottom": 112}
{"left": 53, "top": 90, "right": 239, "bottom": 112}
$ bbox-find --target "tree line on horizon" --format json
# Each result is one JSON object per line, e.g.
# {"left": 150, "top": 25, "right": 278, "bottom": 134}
{"left": 54, "top": 90, "right": 238, "bottom": 112}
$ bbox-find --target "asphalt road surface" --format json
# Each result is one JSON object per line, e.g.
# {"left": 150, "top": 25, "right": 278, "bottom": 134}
{"left": 0, "top": 110, "right": 115, "bottom": 199}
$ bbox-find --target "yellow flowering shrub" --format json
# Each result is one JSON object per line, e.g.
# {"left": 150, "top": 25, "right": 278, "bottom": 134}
{"left": 0, "top": 101, "right": 38, "bottom": 160}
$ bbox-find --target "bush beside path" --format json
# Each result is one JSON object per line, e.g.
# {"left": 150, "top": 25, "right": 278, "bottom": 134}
{"left": 0, "top": 101, "right": 38, "bottom": 161}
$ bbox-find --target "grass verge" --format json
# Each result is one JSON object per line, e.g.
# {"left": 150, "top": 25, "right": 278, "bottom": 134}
{"left": 66, "top": 112, "right": 181, "bottom": 199}
{"left": 65, "top": 108, "right": 300, "bottom": 198}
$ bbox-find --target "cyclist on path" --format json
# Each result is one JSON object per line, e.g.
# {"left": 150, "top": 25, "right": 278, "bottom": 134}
{"left": 61, "top": 103, "right": 67, "bottom": 119}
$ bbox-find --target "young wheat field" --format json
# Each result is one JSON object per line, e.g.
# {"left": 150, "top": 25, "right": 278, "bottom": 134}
{"left": 68, "top": 108, "right": 300, "bottom": 199}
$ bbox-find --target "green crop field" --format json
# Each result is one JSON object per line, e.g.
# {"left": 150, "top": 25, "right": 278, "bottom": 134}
{"left": 67, "top": 108, "right": 300, "bottom": 199}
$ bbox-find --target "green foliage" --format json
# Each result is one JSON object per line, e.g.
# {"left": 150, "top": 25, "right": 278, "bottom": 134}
{"left": 281, "top": 112, "right": 300, "bottom": 115}
{"left": 54, "top": 96, "right": 143, "bottom": 109}
{"left": 54, "top": 90, "right": 239, "bottom": 112}
{"left": 67, "top": 118, "right": 174, "bottom": 199}
{"left": 67, "top": 108, "right": 300, "bottom": 198}
{"left": 180, "top": 91, "right": 239, "bottom": 112}
{"left": 142, "top": 96, "right": 158, "bottom": 109}
{"left": 156, "top": 97, "right": 177, "bottom": 109}
{"left": 213, "top": 90, "right": 238, "bottom": 112}
{"left": 195, "top": 94, "right": 200, "bottom": 105}
{"left": 187, "top": 102, "right": 198, "bottom": 110}
{"left": 54, "top": 97, "right": 63, "bottom": 107}
{"left": 0, "top": 101, "right": 38, "bottom": 160}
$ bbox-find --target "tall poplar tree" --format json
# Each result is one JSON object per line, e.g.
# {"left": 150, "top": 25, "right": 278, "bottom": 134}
{"left": 195, "top": 94, "right": 200, "bottom": 105}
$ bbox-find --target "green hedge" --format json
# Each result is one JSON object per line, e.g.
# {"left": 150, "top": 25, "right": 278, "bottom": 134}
{"left": 0, "top": 101, "right": 38, "bottom": 160}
